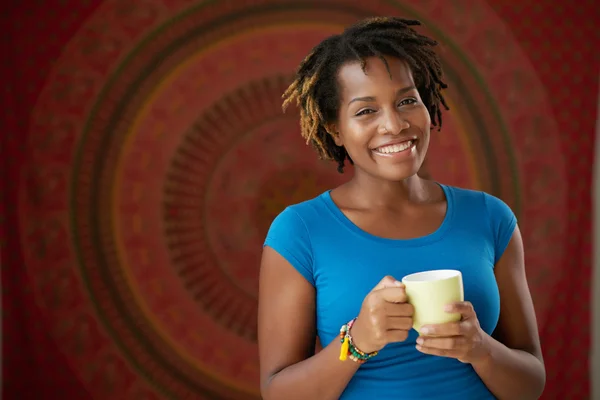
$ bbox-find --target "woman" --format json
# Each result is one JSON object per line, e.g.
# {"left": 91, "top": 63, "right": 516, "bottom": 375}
{"left": 258, "top": 17, "right": 545, "bottom": 400}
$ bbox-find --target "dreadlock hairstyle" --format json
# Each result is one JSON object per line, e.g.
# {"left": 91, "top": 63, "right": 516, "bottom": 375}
{"left": 282, "top": 17, "right": 449, "bottom": 173}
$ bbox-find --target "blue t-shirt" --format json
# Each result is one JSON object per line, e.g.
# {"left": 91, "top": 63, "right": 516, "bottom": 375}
{"left": 264, "top": 184, "right": 517, "bottom": 400}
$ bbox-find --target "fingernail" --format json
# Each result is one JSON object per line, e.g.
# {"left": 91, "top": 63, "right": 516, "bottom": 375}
{"left": 420, "top": 327, "right": 430, "bottom": 334}
{"left": 416, "top": 337, "right": 424, "bottom": 345}
{"left": 395, "top": 280, "right": 403, "bottom": 286}
{"left": 444, "top": 304, "right": 453, "bottom": 312}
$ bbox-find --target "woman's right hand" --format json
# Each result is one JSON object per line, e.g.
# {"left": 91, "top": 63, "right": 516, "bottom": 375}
{"left": 350, "top": 276, "right": 414, "bottom": 354}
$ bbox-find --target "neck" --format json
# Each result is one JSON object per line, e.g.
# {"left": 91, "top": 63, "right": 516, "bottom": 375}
{"left": 346, "top": 170, "right": 432, "bottom": 209}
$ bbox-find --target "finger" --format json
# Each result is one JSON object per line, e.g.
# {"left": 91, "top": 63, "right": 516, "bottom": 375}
{"left": 416, "top": 336, "right": 465, "bottom": 350}
{"left": 420, "top": 321, "right": 463, "bottom": 337}
{"left": 386, "top": 316, "right": 413, "bottom": 331}
{"left": 445, "top": 301, "right": 475, "bottom": 318}
{"left": 373, "top": 275, "right": 403, "bottom": 291}
{"left": 376, "top": 287, "right": 408, "bottom": 304}
{"left": 386, "top": 329, "right": 409, "bottom": 343}
{"left": 416, "top": 344, "right": 461, "bottom": 359}
{"left": 385, "top": 302, "right": 414, "bottom": 317}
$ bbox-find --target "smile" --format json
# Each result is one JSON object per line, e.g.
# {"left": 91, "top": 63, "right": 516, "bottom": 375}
{"left": 373, "top": 140, "right": 416, "bottom": 155}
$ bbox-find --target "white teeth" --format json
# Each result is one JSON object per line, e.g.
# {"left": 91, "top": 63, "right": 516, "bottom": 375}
{"left": 376, "top": 140, "right": 413, "bottom": 153}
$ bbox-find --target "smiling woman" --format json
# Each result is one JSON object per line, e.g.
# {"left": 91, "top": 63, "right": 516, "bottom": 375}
{"left": 281, "top": 17, "right": 447, "bottom": 176}
{"left": 258, "top": 17, "right": 545, "bottom": 400}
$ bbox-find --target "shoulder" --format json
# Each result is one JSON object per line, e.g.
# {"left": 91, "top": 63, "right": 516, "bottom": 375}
{"left": 266, "top": 192, "right": 331, "bottom": 234}
{"left": 263, "top": 193, "right": 330, "bottom": 286}
{"left": 264, "top": 191, "right": 331, "bottom": 245}
{"left": 443, "top": 184, "right": 517, "bottom": 264}
{"left": 443, "top": 184, "right": 516, "bottom": 221}
{"left": 443, "top": 184, "right": 484, "bottom": 204}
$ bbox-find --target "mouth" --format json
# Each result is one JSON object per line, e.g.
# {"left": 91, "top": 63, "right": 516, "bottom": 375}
{"left": 372, "top": 139, "right": 417, "bottom": 156}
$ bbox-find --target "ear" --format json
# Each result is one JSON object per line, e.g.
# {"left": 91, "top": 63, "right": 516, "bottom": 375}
{"left": 326, "top": 123, "right": 343, "bottom": 147}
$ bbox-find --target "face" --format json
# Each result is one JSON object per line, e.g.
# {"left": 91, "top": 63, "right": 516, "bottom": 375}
{"left": 333, "top": 56, "right": 431, "bottom": 182}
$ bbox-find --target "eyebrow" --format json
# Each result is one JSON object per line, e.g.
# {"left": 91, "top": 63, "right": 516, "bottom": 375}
{"left": 347, "top": 85, "right": 417, "bottom": 106}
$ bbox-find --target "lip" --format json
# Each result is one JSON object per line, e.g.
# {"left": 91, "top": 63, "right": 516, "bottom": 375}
{"left": 371, "top": 138, "right": 418, "bottom": 159}
{"left": 370, "top": 137, "right": 418, "bottom": 151}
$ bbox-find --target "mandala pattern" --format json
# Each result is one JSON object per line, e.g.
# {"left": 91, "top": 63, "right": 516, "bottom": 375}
{"left": 19, "top": 0, "right": 567, "bottom": 398}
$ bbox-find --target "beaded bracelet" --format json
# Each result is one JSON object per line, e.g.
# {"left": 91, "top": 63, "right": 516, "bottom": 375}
{"left": 338, "top": 318, "right": 378, "bottom": 364}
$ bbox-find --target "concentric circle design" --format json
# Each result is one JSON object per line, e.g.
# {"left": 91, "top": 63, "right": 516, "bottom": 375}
{"left": 163, "top": 75, "right": 351, "bottom": 341}
{"left": 20, "top": 0, "right": 566, "bottom": 398}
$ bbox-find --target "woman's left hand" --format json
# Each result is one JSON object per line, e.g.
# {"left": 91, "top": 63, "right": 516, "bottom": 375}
{"left": 415, "top": 301, "right": 491, "bottom": 364}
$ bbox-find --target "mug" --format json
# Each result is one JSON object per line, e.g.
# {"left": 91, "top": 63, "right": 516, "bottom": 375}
{"left": 401, "top": 269, "right": 464, "bottom": 333}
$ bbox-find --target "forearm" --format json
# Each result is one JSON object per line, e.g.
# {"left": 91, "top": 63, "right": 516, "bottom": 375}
{"left": 472, "top": 334, "right": 545, "bottom": 400}
{"left": 262, "top": 339, "right": 360, "bottom": 400}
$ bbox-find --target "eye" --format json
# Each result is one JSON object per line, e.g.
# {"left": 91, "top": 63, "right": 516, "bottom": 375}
{"left": 398, "top": 98, "right": 418, "bottom": 107}
{"left": 356, "top": 108, "right": 375, "bottom": 116}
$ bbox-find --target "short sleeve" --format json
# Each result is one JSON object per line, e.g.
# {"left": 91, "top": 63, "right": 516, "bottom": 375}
{"left": 483, "top": 193, "right": 517, "bottom": 265}
{"left": 263, "top": 207, "right": 314, "bottom": 286}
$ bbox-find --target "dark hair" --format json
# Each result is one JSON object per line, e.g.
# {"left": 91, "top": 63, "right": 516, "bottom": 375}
{"left": 282, "top": 17, "right": 449, "bottom": 173}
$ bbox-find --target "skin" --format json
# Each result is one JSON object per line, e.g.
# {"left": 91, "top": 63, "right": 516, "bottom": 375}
{"left": 258, "top": 56, "right": 545, "bottom": 400}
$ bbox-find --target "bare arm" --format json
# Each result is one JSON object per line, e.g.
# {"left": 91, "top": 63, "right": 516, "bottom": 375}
{"left": 471, "top": 225, "right": 546, "bottom": 399}
{"left": 258, "top": 247, "right": 360, "bottom": 400}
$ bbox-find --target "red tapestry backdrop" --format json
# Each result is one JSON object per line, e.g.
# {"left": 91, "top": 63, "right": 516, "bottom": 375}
{"left": 2, "top": 1, "right": 598, "bottom": 399}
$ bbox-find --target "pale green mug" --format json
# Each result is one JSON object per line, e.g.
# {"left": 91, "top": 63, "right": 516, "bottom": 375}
{"left": 401, "top": 269, "right": 464, "bottom": 334}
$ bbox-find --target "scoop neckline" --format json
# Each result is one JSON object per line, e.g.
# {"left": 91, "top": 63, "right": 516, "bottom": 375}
{"left": 320, "top": 183, "right": 454, "bottom": 247}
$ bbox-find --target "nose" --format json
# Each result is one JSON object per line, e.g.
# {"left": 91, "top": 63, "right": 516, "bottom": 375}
{"left": 380, "top": 109, "right": 409, "bottom": 135}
